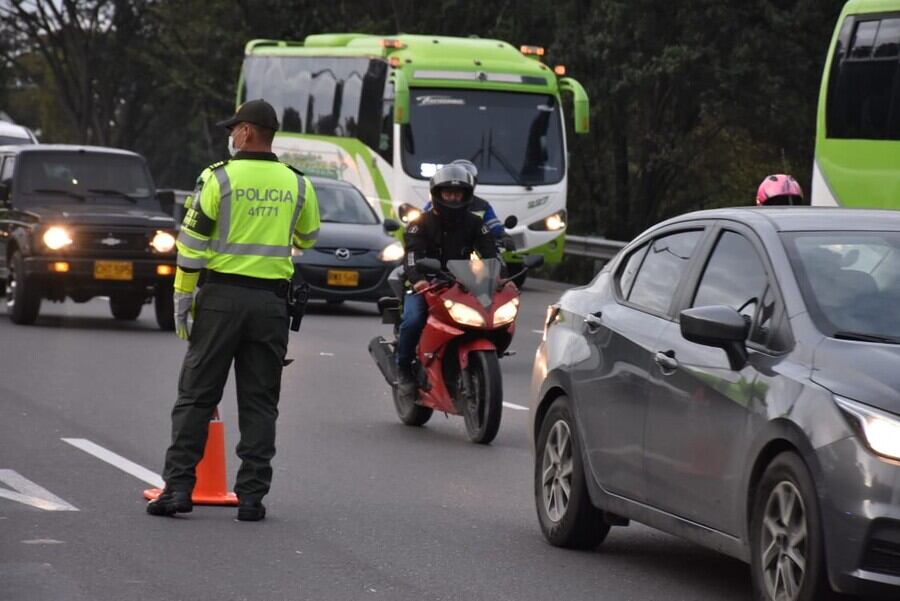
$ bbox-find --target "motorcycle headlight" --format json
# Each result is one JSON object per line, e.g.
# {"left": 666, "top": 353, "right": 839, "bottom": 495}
{"left": 150, "top": 230, "right": 176, "bottom": 253}
{"left": 528, "top": 210, "right": 567, "bottom": 232}
{"left": 378, "top": 241, "right": 405, "bottom": 262}
{"left": 43, "top": 226, "right": 73, "bottom": 250}
{"left": 398, "top": 203, "right": 423, "bottom": 224}
{"left": 493, "top": 298, "right": 520, "bottom": 326}
{"left": 834, "top": 396, "right": 900, "bottom": 461}
{"left": 443, "top": 299, "right": 485, "bottom": 327}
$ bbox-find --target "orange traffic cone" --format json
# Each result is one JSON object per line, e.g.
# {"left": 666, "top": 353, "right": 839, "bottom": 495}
{"left": 143, "top": 409, "right": 239, "bottom": 506}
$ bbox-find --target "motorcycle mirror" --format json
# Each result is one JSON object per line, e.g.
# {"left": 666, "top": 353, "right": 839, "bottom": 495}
{"left": 416, "top": 258, "right": 442, "bottom": 274}
{"left": 383, "top": 218, "right": 401, "bottom": 233}
{"left": 524, "top": 254, "right": 544, "bottom": 269}
{"left": 503, "top": 215, "right": 518, "bottom": 229}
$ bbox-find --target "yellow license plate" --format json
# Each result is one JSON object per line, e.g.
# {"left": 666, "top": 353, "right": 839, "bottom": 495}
{"left": 94, "top": 260, "right": 133, "bottom": 281}
{"left": 327, "top": 269, "right": 359, "bottom": 287}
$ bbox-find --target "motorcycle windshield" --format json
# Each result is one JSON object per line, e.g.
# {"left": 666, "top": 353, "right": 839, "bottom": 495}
{"left": 446, "top": 258, "right": 502, "bottom": 308}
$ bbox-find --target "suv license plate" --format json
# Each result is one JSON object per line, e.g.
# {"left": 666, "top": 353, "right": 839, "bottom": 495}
{"left": 327, "top": 269, "right": 359, "bottom": 287}
{"left": 94, "top": 260, "right": 133, "bottom": 281}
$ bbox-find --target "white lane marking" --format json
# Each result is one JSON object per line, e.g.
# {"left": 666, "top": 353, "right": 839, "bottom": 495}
{"left": 22, "top": 539, "right": 65, "bottom": 544}
{"left": 319, "top": 352, "right": 335, "bottom": 357}
{"left": 503, "top": 402, "right": 529, "bottom": 411}
{"left": 0, "top": 469, "right": 79, "bottom": 511}
{"left": 531, "top": 329, "right": 543, "bottom": 334}
{"left": 61, "top": 438, "right": 164, "bottom": 488}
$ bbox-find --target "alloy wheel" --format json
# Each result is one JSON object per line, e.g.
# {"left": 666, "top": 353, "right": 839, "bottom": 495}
{"left": 761, "top": 481, "right": 808, "bottom": 600}
{"left": 541, "top": 420, "right": 574, "bottom": 522}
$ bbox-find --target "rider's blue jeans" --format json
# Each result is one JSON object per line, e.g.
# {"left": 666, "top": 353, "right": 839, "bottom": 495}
{"left": 396, "top": 291, "right": 427, "bottom": 372}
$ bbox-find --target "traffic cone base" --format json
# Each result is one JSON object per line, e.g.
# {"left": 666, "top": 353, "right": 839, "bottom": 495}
{"left": 143, "top": 415, "right": 238, "bottom": 506}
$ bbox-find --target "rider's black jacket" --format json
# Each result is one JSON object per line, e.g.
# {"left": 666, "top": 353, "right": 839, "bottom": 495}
{"left": 404, "top": 209, "right": 497, "bottom": 284}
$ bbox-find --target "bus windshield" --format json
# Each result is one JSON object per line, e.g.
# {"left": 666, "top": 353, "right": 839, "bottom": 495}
{"left": 401, "top": 88, "right": 565, "bottom": 186}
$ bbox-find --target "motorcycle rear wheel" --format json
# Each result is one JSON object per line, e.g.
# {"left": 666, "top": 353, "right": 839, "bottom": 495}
{"left": 392, "top": 385, "right": 433, "bottom": 427}
{"left": 462, "top": 350, "right": 503, "bottom": 444}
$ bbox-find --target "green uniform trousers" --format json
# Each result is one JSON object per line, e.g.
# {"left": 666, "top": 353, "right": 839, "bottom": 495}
{"left": 162, "top": 281, "right": 289, "bottom": 500}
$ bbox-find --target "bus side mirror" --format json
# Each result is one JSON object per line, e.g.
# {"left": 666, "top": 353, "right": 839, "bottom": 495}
{"left": 392, "top": 70, "right": 410, "bottom": 125}
{"left": 504, "top": 215, "right": 518, "bottom": 229}
{"left": 559, "top": 77, "right": 590, "bottom": 134}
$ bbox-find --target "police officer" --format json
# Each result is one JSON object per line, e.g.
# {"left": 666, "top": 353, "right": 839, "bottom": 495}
{"left": 396, "top": 163, "right": 497, "bottom": 401}
{"left": 147, "top": 99, "right": 320, "bottom": 521}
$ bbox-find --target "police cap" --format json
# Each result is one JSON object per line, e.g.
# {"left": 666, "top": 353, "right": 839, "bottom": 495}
{"left": 216, "top": 99, "right": 279, "bottom": 131}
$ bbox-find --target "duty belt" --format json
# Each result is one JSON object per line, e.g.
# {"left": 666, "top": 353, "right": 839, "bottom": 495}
{"left": 205, "top": 271, "right": 290, "bottom": 297}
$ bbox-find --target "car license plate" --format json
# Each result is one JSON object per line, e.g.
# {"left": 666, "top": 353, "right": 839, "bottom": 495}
{"left": 94, "top": 260, "right": 133, "bottom": 281}
{"left": 327, "top": 269, "right": 359, "bottom": 287}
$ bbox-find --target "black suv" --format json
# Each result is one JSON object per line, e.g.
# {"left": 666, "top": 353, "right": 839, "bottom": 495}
{"left": 0, "top": 145, "right": 177, "bottom": 329}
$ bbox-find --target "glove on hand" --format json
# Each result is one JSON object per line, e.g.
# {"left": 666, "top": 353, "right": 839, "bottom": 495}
{"left": 174, "top": 291, "right": 194, "bottom": 340}
{"left": 501, "top": 235, "right": 516, "bottom": 252}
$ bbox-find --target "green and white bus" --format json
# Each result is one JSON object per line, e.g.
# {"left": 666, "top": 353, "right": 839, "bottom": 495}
{"left": 814, "top": 0, "right": 900, "bottom": 207}
{"left": 237, "top": 34, "right": 590, "bottom": 264}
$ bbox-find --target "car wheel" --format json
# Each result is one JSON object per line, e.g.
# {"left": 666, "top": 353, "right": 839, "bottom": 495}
{"left": 109, "top": 293, "right": 144, "bottom": 320}
{"left": 6, "top": 250, "right": 41, "bottom": 325}
{"left": 750, "top": 452, "right": 835, "bottom": 601}
{"left": 535, "top": 396, "right": 610, "bottom": 549}
{"left": 154, "top": 285, "right": 175, "bottom": 331}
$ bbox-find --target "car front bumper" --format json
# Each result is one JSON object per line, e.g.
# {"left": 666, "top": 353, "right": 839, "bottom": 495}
{"left": 23, "top": 256, "right": 175, "bottom": 295}
{"left": 291, "top": 254, "right": 399, "bottom": 303}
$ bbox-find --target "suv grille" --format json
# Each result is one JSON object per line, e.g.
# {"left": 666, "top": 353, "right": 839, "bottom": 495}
{"left": 71, "top": 227, "right": 151, "bottom": 255}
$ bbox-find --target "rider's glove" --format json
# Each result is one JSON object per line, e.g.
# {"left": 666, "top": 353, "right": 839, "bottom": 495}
{"left": 174, "top": 291, "right": 194, "bottom": 340}
{"left": 412, "top": 280, "right": 430, "bottom": 293}
{"left": 501, "top": 235, "right": 516, "bottom": 252}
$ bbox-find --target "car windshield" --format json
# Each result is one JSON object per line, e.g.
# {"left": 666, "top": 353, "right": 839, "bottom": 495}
{"left": 784, "top": 231, "right": 900, "bottom": 340}
{"left": 314, "top": 182, "right": 379, "bottom": 225}
{"left": 402, "top": 88, "right": 565, "bottom": 186}
{"left": 0, "top": 135, "right": 31, "bottom": 146}
{"left": 446, "top": 258, "right": 503, "bottom": 308}
{"left": 16, "top": 152, "right": 154, "bottom": 206}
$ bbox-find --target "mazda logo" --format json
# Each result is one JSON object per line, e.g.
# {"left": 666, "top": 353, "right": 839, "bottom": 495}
{"left": 334, "top": 248, "right": 351, "bottom": 260}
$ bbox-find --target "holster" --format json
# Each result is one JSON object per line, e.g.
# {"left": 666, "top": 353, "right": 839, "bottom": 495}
{"left": 288, "top": 283, "right": 310, "bottom": 332}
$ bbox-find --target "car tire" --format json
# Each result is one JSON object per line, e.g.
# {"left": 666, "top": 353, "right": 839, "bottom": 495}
{"left": 6, "top": 250, "right": 41, "bottom": 325}
{"left": 750, "top": 452, "right": 835, "bottom": 601}
{"left": 109, "top": 293, "right": 144, "bottom": 320}
{"left": 535, "top": 396, "right": 610, "bottom": 549}
{"left": 154, "top": 285, "right": 175, "bottom": 331}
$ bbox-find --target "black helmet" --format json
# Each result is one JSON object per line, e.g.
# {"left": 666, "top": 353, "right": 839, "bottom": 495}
{"left": 430, "top": 164, "right": 475, "bottom": 214}
{"left": 450, "top": 159, "right": 479, "bottom": 185}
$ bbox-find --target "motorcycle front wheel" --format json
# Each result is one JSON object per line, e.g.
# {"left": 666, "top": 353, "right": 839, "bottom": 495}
{"left": 462, "top": 350, "right": 503, "bottom": 444}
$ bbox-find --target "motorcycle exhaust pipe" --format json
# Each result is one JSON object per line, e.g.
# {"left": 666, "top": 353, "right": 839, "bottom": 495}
{"left": 368, "top": 336, "right": 398, "bottom": 386}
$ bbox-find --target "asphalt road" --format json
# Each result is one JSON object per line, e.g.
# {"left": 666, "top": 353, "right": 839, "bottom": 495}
{"left": 0, "top": 281, "right": 754, "bottom": 601}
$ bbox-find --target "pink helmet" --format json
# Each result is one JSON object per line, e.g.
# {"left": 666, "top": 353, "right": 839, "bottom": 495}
{"left": 756, "top": 174, "right": 803, "bottom": 206}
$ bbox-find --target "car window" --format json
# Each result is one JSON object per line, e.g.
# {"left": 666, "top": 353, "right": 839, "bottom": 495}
{"left": 616, "top": 243, "right": 648, "bottom": 298}
{"left": 693, "top": 231, "right": 769, "bottom": 323}
{"left": 314, "top": 184, "right": 379, "bottom": 225}
{"left": 0, "top": 156, "right": 14, "bottom": 185}
{"left": 627, "top": 230, "right": 703, "bottom": 314}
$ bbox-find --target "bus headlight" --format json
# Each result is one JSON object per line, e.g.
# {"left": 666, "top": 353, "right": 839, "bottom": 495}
{"left": 528, "top": 210, "right": 567, "bottom": 232}
{"left": 43, "top": 226, "right": 73, "bottom": 250}
{"left": 443, "top": 299, "right": 485, "bottom": 327}
{"left": 834, "top": 396, "right": 900, "bottom": 461}
{"left": 398, "top": 203, "right": 423, "bottom": 224}
{"left": 150, "top": 230, "right": 176, "bottom": 253}
{"left": 379, "top": 242, "right": 405, "bottom": 262}
{"left": 493, "top": 298, "right": 520, "bottom": 326}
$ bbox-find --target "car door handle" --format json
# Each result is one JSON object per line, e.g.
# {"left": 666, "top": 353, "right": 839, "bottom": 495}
{"left": 584, "top": 311, "right": 603, "bottom": 333}
{"left": 654, "top": 350, "right": 679, "bottom": 373}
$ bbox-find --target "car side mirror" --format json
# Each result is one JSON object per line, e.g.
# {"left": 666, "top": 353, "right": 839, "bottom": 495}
{"left": 503, "top": 215, "right": 518, "bottom": 229}
{"left": 680, "top": 305, "right": 750, "bottom": 370}
{"left": 383, "top": 218, "right": 401, "bottom": 233}
{"left": 156, "top": 190, "right": 175, "bottom": 216}
{"left": 0, "top": 182, "right": 9, "bottom": 204}
{"left": 416, "top": 258, "right": 442, "bottom": 275}
{"left": 524, "top": 254, "right": 544, "bottom": 269}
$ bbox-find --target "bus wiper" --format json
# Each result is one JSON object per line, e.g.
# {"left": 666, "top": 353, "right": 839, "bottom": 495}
{"left": 30, "top": 188, "right": 85, "bottom": 201}
{"left": 87, "top": 188, "right": 138, "bottom": 203}
{"left": 486, "top": 131, "right": 524, "bottom": 184}
{"left": 833, "top": 331, "right": 900, "bottom": 344}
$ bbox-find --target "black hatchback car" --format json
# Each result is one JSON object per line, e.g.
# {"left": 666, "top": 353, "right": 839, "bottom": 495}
{"left": 531, "top": 208, "right": 900, "bottom": 600}
{"left": 292, "top": 177, "right": 403, "bottom": 303}
{"left": 0, "top": 145, "right": 177, "bottom": 328}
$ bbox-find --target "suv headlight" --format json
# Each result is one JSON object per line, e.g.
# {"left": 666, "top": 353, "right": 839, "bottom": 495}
{"left": 443, "top": 299, "right": 485, "bottom": 327}
{"left": 834, "top": 396, "right": 900, "bottom": 461}
{"left": 528, "top": 210, "right": 566, "bottom": 232}
{"left": 43, "top": 226, "right": 73, "bottom": 250}
{"left": 378, "top": 242, "right": 405, "bottom": 262}
{"left": 493, "top": 298, "right": 519, "bottom": 326}
{"left": 150, "top": 230, "right": 176, "bottom": 253}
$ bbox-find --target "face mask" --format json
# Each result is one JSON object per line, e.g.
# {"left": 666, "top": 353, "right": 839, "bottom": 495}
{"left": 227, "top": 134, "right": 237, "bottom": 157}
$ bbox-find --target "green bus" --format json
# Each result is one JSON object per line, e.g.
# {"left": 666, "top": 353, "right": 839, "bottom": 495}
{"left": 814, "top": 0, "right": 900, "bottom": 207}
{"left": 237, "top": 34, "right": 590, "bottom": 264}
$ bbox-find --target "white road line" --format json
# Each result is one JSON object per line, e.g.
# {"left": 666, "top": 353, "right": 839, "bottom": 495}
{"left": 61, "top": 438, "right": 164, "bottom": 488}
{"left": 503, "top": 402, "right": 529, "bottom": 411}
{"left": 531, "top": 329, "right": 544, "bottom": 334}
{"left": 0, "top": 469, "right": 78, "bottom": 511}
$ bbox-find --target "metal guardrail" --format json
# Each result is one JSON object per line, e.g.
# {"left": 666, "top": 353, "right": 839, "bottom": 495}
{"left": 564, "top": 234, "right": 628, "bottom": 260}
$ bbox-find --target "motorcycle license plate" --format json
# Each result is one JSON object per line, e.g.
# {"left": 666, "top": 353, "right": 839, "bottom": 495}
{"left": 327, "top": 269, "right": 359, "bottom": 287}
{"left": 94, "top": 260, "right": 133, "bottom": 281}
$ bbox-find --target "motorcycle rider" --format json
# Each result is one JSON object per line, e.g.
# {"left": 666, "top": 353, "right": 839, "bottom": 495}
{"left": 396, "top": 163, "right": 498, "bottom": 401}
{"left": 421, "top": 159, "right": 515, "bottom": 252}
{"left": 756, "top": 174, "right": 804, "bottom": 206}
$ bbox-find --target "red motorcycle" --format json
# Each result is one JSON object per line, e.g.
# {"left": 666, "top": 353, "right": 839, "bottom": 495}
{"left": 369, "top": 256, "right": 542, "bottom": 444}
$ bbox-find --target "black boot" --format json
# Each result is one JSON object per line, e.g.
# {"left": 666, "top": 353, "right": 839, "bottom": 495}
{"left": 397, "top": 367, "right": 417, "bottom": 403}
{"left": 237, "top": 499, "right": 266, "bottom": 522}
{"left": 146, "top": 489, "right": 192, "bottom": 516}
